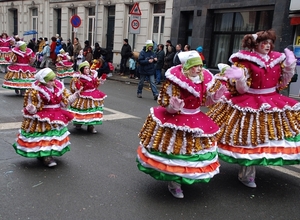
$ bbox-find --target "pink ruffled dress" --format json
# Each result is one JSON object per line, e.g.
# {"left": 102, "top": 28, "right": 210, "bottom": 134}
{"left": 13, "top": 80, "right": 74, "bottom": 158}
{"left": 137, "top": 65, "right": 222, "bottom": 185}
{"left": 2, "top": 47, "right": 36, "bottom": 90}
{"left": 68, "top": 70, "right": 107, "bottom": 125}
{"left": 207, "top": 50, "right": 300, "bottom": 166}
{"left": 55, "top": 53, "right": 75, "bottom": 79}
{"left": 0, "top": 36, "right": 13, "bottom": 64}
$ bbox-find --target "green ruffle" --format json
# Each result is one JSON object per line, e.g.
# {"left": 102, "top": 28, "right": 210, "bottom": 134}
{"left": 20, "top": 127, "right": 69, "bottom": 138}
{"left": 147, "top": 149, "right": 218, "bottom": 162}
{"left": 73, "top": 121, "right": 102, "bottom": 125}
{"left": 5, "top": 78, "right": 34, "bottom": 83}
{"left": 219, "top": 153, "right": 300, "bottom": 166}
{"left": 285, "top": 134, "right": 300, "bottom": 142}
{"left": 137, "top": 162, "right": 211, "bottom": 185}
{"left": 69, "top": 106, "right": 103, "bottom": 113}
{"left": 12, "top": 143, "right": 70, "bottom": 158}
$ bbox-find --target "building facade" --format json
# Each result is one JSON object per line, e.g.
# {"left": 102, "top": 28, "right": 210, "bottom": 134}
{"left": 171, "top": 0, "right": 300, "bottom": 95}
{"left": 0, "top": 0, "right": 172, "bottom": 66}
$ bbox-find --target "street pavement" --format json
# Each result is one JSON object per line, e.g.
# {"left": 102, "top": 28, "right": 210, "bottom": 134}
{"left": 0, "top": 72, "right": 299, "bottom": 220}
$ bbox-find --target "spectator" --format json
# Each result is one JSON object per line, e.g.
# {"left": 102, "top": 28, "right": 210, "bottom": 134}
{"left": 155, "top": 44, "right": 165, "bottom": 85}
{"left": 164, "top": 40, "right": 175, "bottom": 70}
{"left": 50, "top": 36, "right": 57, "bottom": 64}
{"left": 40, "top": 41, "right": 51, "bottom": 68}
{"left": 119, "top": 38, "right": 132, "bottom": 76}
{"left": 183, "top": 44, "right": 190, "bottom": 51}
{"left": 27, "top": 38, "right": 35, "bottom": 52}
{"left": 59, "top": 37, "right": 67, "bottom": 52}
{"left": 83, "top": 40, "right": 92, "bottom": 61}
{"left": 85, "top": 47, "right": 93, "bottom": 64}
{"left": 93, "top": 42, "right": 107, "bottom": 60}
{"left": 73, "top": 37, "right": 82, "bottom": 71}
{"left": 55, "top": 39, "right": 63, "bottom": 55}
{"left": 128, "top": 54, "right": 136, "bottom": 79}
{"left": 97, "top": 56, "right": 110, "bottom": 78}
{"left": 38, "top": 37, "right": 46, "bottom": 53}
{"left": 137, "top": 40, "right": 159, "bottom": 100}
{"left": 173, "top": 43, "right": 182, "bottom": 66}
{"left": 196, "top": 46, "right": 206, "bottom": 66}
{"left": 66, "top": 39, "right": 74, "bottom": 60}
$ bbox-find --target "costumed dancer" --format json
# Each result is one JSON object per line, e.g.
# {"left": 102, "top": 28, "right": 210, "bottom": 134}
{"left": 0, "top": 33, "right": 14, "bottom": 72}
{"left": 136, "top": 51, "right": 227, "bottom": 198}
{"left": 68, "top": 61, "right": 107, "bottom": 134}
{"left": 12, "top": 68, "right": 80, "bottom": 167}
{"left": 2, "top": 41, "right": 36, "bottom": 96}
{"left": 207, "top": 30, "right": 300, "bottom": 188}
{"left": 55, "top": 49, "right": 75, "bottom": 80}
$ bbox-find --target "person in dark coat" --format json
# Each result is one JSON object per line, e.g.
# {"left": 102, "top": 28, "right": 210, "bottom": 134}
{"left": 93, "top": 42, "right": 107, "bottom": 60}
{"left": 137, "top": 40, "right": 159, "bottom": 100}
{"left": 164, "top": 40, "right": 175, "bottom": 70}
{"left": 155, "top": 44, "right": 165, "bottom": 85}
{"left": 119, "top": 38, "right": 132, "bottom": 76}
{"left": 66, "top": 39, "right": 74, "bottom": 59}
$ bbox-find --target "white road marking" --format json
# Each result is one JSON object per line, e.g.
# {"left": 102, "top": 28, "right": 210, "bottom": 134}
{"left": 267, "top": 165, "right": 300, "bottom": 179}
{"left": 0, "top": 107, "right": 138, "bottom": 131}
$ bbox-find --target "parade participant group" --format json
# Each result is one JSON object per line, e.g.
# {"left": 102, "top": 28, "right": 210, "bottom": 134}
{"left": 0, "top": 30, "right": 299, "bottom": 199}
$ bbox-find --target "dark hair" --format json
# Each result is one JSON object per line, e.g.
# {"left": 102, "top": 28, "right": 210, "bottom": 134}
{"left": 166, "top": 40, "right": 171, "bottom": 44}
{"left": 184, "top": 44, "right": 190, "bottom": 50}
{"left": 242, "top": 29, "right": 276, "bottom": 51}
{"left": 124, "top": 38, "right": 128, "bottom": 43}
{"left": 51, "top": 36, "right": 56, "bottom": 41}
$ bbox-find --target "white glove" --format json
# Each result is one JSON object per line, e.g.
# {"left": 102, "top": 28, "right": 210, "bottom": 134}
{"left": 224, "top": 66, "right": 244, "bottom": 80}
{"left": 68, "top": 93, "right": 79, "bottom": 103}
{"left": 25, "top": 103, "right": 37, "bottom": 114}
{"left": 284, "top": 48, "right": 297, "bottom": 66}
{"left": 169, "top": 96, "right": 184, "bottom": 112}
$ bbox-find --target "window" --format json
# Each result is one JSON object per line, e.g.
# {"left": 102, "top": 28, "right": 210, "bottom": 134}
{"left": 8, "top": 9, "right": 18, "bottom": 35}
{"left": 87, "top": 7, "right": 95, "bottom": 46}
{"left": 54, "top": 9, "right": 61, "bottom": 37}
{"left": 210, "top": 8, "right": 273, "bottom": 68}
{"left": 152, "top": 3, "right": 165, "bottom": 45}
{"left": 32, "top": 8, "right": 38, "bottom": 32}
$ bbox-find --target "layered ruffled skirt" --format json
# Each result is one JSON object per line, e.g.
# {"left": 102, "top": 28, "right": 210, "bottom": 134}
{"left": 207, "top": 92, "right": 300, "bottom": 166}
{"left": 137, "top": 106, "right": 220, "bottom": 185}
{"left": 56, "top": 62, "right": 75, "bottom": 79}
{"left": 68, "top": 89, "right": 107, "bottom": 125}
{"left": 2, "top": 64, "right": 36, "bottom": 90}
{"left": 13, "top": 108, "right": 74, "bottom": 158}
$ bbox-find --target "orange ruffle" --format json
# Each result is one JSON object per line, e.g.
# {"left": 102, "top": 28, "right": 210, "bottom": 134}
{"left": 219, "top": 143, "right": 300, "bottom": 155}
{"left": 137, "top": 146, "right": 219, "bottom": 174}
{"left": 16, "top": 135, "right": 70, "bottom": 148}
{"left": 72, "top": 112, "right": 103, "bottom": 120}
{"left": 3, "top": 81, "right": 33, "bottom": 87}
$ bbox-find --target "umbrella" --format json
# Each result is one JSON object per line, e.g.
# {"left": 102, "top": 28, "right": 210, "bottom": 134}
{"left": 23, "top": 30, "right": 38, "bottom": 36}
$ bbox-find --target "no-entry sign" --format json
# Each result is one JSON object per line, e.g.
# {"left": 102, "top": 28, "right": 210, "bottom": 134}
{"left": 70, "top": 15, "right": 81, "bottom": 28}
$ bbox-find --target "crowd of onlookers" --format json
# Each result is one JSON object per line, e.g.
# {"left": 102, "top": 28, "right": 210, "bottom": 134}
{"left": 118, "top": 38, "right": 206, "bottom": 85}
{"left": 26, "top": 35, "right": 113, "bottom": 77}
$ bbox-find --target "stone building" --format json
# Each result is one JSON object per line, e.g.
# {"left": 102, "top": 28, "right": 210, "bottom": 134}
{"left": 0, "top": 0, "right": 172, "bottom": 65}
{"left": 170, "top": 0, "right": 300, "bottom": 95}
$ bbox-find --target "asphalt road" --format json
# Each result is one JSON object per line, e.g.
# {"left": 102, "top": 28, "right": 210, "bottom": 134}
{"left": 0, "top": 74, "right": 299, "bottom": 220}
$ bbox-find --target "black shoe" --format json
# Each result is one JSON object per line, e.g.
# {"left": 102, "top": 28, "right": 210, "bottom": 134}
{"left": 154, "top": 95, "right": 158, "bottom": 100}
{"left": 137, "top": 93, "right": 142, "bottom": 98}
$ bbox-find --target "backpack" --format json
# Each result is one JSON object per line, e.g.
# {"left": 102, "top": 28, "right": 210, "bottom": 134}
{"left": 108, "top": 62, "right": 114, "bottom": 71}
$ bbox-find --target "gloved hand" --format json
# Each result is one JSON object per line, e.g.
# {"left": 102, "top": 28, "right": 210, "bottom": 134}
{"left": 169, "top": 96, "right": 185, "bottom": 112}
{"left": 213, "top": 85, "right": 227, "bottom": 100}
{"left": 284, "top": 48, "right": 297, "bottom": 66}
{"left": 25, "top": 103, "right": 37, "bottom": 114}
{"left": 68, "top": 93, "right": 79, "bottom": 103}
{"left": 224, "top": 66, "right": 244, "bottom": 80}
{"left": 99, "top": 74, "right": 107, "bottom": 84}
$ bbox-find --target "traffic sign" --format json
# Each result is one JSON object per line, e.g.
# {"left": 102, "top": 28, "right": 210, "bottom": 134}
{"left": 129, "top": 2, "right": 142, "bottom": 15}
{"left": 70, "top": 15, "right": 81, "bottom": 28}
{"left": 129, "top": 15, "right": 141, "bottom": 34}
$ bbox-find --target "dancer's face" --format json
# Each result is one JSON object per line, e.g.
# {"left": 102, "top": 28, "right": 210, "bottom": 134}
{"left": 46, "top": 78, "right": 56, "bottom": 88}
{"left": 256, "top": 39, "right": 272, "bottom": 55}
{"left": 189, "top": 65, "right": 202, "bottom": 77}
{"left": 83, "top": 66, "right": 90, "bottom": 75}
